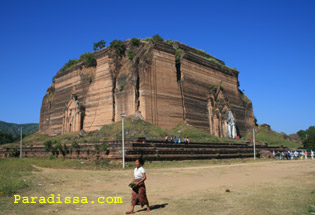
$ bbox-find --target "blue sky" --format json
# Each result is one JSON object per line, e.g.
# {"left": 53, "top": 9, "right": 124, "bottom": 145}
{"left": 0, "top": 0, "right": 314, "bottom": 134}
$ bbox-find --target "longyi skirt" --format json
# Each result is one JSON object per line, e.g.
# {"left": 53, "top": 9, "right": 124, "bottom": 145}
{"left": 131, "top": 182, "right": 149, "bottom": 207}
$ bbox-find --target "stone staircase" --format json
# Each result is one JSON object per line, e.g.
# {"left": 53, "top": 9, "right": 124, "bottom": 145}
{"left": 123, "top": 139, "right": 287, "bottom": 161}
{"left": 0, "top": 138, "right": 287, "bottom": 161}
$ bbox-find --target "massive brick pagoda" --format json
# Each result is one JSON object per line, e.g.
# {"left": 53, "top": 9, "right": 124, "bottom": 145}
{"left": 39, "top": 39, "right": 255, "bottom": 137}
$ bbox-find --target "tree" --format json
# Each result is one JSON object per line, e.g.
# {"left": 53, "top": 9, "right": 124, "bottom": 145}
{"left": 297, "top": 126, "right": 315, "bottom": 150}
{"left": 0, "top": 131, "right": 15, "bottom": 145}
{"left": 297, "top": 129, "right": 307, "bottom": 141}
{"left": 44, "top": 140, "right": 53, "bottom": 152}
{"left": 93, "top": 40, "right": 106, "bottom": 51}
{"left": 71, "top": 140, "right": 80, "bottom": 156}
{"left": 55, "top": 142, "right": 66, "bottom": 158}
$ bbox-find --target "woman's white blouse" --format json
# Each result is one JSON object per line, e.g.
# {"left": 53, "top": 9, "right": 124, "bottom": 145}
{"left": 134, "top": 167, "right": 146, "bottom": 181}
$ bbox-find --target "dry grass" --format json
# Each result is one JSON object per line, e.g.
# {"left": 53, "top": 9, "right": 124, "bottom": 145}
{"left": 1, "top": 159, "right": 314, "bottom": 215}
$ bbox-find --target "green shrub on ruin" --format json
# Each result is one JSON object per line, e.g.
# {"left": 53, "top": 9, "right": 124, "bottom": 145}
{"left": 110, "top": 40, "right": 126, "bottom": 55}
{"left": 239, "top": 90, "right": 251, "bottom": 104}
{"left": 63, "top": 143, "right": 68, "bottom": 154}
{"left": 61, "top": 59, "right": 80, "bottom": 71}
{"left": 152, "top": 34, "right": 164, "bottom": 43}
{"left": 9, "top": 148, "right": 19, "bottom": 157}
{"left": 55, "top": 142, "right": 64, "bottom": 157}
{"left": 94, "top": 144, "right": 101, "bottom": 152}
{"left": 79, "top": 52, "right": 96, "bottom": 68}
{"left": 71, "top": 140, "right": 80, "bottom": 149}
{"left": 144, "top": 37, "right": 152, "bottom": 42}
{"left": 93, "top": 40, "right": 106, "bottom": 51}
{"left": 209, "top": 84, "right": 217, "bottom": 94}
{"left": 130, "top": 38, "right": 141, "bottom": 47}
{"left": 60, "top": 52, "right": 96, "bottom": 72}
{"left": 44, "top": 140, "right": 53, "bottom": 152}
{"left": 87, "top": 76, "right": 92, "bottom": 84}
{"left": 208, "top": 58, "right": 225, "bottom": 66}
{"left": 209, "top": 83, "right": 224, "bottom": 95}
{"left": 50, "top": 145, "right": 57, "bottom": 156}
{"left": 101, "top": 144, "right": 108, "bottom": 151}
{"left": 165, "top": 40, "right": 175, "bottom": 46}
{"left": 196, "top": 49, "right": 218, "bottom": 61}
{"left": 127, "top": 50, "right": 136, "bottom": 60}
{"left": 175, "top": 47, "right": 183, "bottom": 63}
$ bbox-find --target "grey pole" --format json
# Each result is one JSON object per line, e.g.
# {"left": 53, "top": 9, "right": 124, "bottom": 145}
{"left": 20, "top": 127, "right": 23, "bottom": 158}
{"left": 121, "top": 113, "right": 126, "bottom": 169}
{"left": 253, "top": 128, "right": 256, "bottom": 160}
{"left": 122, "top": 117, "right": 125, "bottom": 169}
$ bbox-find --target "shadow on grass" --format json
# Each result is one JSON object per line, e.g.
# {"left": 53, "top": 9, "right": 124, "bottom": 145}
{"left": 135, "top": 203, "right": 168, "bottom": 213}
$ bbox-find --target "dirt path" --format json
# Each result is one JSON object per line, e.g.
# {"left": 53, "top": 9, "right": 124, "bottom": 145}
{"left": 9, "top": 160, "right": 315, "bottom": 215}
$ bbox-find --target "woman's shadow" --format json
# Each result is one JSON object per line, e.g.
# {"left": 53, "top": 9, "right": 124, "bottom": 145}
{"left": 136, "top": 203, "right": 168, "bottom": 213}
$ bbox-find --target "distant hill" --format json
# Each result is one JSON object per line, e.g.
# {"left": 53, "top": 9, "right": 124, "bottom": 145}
{"left": 0, "top": 121, "right": 39, "bottom": 137}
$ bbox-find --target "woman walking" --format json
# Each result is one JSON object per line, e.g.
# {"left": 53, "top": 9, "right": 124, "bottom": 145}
{"left": 126, "top": 158, "right": 150, "bottom": 214}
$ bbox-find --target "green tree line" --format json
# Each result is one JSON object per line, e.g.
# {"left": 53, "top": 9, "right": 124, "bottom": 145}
{"left": 297, "top": 126, "right": 315, "bottom": 150}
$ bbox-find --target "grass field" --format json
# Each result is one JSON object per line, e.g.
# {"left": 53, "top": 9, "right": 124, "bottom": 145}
{"left": 0, "top": 159, "right": 35, "bottom": 196}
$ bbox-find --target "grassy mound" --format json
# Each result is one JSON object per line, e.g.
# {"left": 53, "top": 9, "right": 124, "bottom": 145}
{"left": 2, "top": 116, "right": 301, "bottom": 149}
{"left": 171, "top": 122, "right": 224, "bottom": 142}
{"left": 5, "top": 116, "right": 233, "bottom": 147}
{"left": 21, "top": 132, "right": 50, "bottom": 144}
{"left": 246, "top": 125, "right": 302, "bottom": 149}
{"left": 81, "top": 117, "right": 237, "bottom": 143}
{"left": 83, "top": 116, "right": 167, "bottom": 142}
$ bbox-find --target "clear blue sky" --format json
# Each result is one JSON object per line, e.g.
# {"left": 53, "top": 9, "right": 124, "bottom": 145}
{"left": 0, "top": 0, "right": 314, "bottom": 134}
